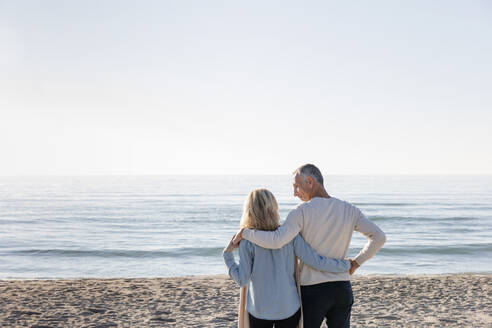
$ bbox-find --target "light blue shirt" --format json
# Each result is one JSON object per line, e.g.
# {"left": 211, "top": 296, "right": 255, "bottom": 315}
{"left": 223, "top": 234, "right": 350, "bottom": 320}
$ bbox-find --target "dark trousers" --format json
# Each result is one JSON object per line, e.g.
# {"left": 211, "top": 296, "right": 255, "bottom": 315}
{"left": 301, "top": 281, "right": 354, "bottom": 328}
{"left": 249, "top": 309, "right": 301, "bottom": 328}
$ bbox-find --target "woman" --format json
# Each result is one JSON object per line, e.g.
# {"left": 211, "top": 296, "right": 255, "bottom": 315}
{"left": 223, "top": 189, "right": 350, "bottom": 328}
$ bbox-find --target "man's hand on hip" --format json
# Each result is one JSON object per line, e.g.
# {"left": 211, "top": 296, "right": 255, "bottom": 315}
{"left": 349, "top": 259, "right": 360, "bottom": 275}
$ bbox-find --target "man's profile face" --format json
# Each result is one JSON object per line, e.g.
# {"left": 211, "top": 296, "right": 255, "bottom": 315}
{"left": 293, "top": 173, "right": 311, "bottom": 202}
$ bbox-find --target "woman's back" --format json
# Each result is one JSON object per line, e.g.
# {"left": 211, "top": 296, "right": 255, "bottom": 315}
{"left": 241, "top": 239, "right": 300, "bottom": 320}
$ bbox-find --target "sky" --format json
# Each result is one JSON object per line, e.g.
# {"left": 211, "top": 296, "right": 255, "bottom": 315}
{"left": 1, "top": 0, "right": 491, "bottom": 175}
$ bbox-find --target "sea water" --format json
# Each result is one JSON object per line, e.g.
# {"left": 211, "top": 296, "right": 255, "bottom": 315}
{"left": 0, "top": 175, "right": 491, "bottom": 278}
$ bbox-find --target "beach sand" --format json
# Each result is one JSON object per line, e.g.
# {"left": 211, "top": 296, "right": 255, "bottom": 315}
{"left": 0, "top": 274, "right": 490, "bottom": 327}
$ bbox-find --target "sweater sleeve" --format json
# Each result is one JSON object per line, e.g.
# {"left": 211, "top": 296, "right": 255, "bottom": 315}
{"left": 242, "top": 207, "right": 303, "bottom": 249}
{"left": 353, "top": 207, "right": 386, "bottom": 265}
{"left": 293, "top": 235, "right": 350, "bottom": 272}
{"left": 223, "top": 241, "right": 253, "bottom": 287}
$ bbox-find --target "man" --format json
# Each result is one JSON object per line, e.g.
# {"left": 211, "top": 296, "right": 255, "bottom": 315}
{"left": 233, "top": 164, "right": 386, "bottom": 328}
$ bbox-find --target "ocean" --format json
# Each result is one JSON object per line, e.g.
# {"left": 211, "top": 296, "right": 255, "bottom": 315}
{"left": 0, "top": 175, "right": 491, "bottom": 279}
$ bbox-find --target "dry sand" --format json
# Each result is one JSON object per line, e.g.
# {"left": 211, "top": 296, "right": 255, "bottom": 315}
{"left": 0, "top": 274, "right": 490, "bottom": 327}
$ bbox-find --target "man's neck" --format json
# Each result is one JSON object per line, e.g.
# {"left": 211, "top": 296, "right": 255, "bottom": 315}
{"left": 310, "top": 187, "right": 331, "bottom": 199}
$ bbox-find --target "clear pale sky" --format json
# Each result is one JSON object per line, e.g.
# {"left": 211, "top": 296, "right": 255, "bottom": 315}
{"left": 1, "top": 1, "right": 491, "bottom": 175}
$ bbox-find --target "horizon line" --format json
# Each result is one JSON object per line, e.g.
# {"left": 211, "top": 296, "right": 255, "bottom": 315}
{"left": 1, "top": 173, "right": 491, "bottom": 177}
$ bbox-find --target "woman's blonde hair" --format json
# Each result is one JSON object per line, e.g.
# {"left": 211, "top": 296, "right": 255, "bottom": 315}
{"left": 240, "top": 189, "right": 280, "bottom": 231}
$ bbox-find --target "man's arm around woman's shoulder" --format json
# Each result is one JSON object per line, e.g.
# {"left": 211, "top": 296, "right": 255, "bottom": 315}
{"left": 238, "top": 207, "right": 304, "bottom": 249}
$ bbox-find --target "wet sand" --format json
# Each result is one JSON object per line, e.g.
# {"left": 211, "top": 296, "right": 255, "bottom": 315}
{"left": 0, "top": 274, "right": 490, "bottom": 327}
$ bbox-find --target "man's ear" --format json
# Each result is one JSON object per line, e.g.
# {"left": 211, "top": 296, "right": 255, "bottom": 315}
{"left": 305, "top": 176, "right": 314, "bottom": 187}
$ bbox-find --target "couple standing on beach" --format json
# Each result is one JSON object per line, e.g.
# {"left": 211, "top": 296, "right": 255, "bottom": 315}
{"left": 223, "top": 164, "right": 386, "bottom": 328}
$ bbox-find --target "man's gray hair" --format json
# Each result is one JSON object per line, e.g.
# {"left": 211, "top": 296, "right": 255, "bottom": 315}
{"left": 293, "top": 164, "right": 324, "bottom": 186}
